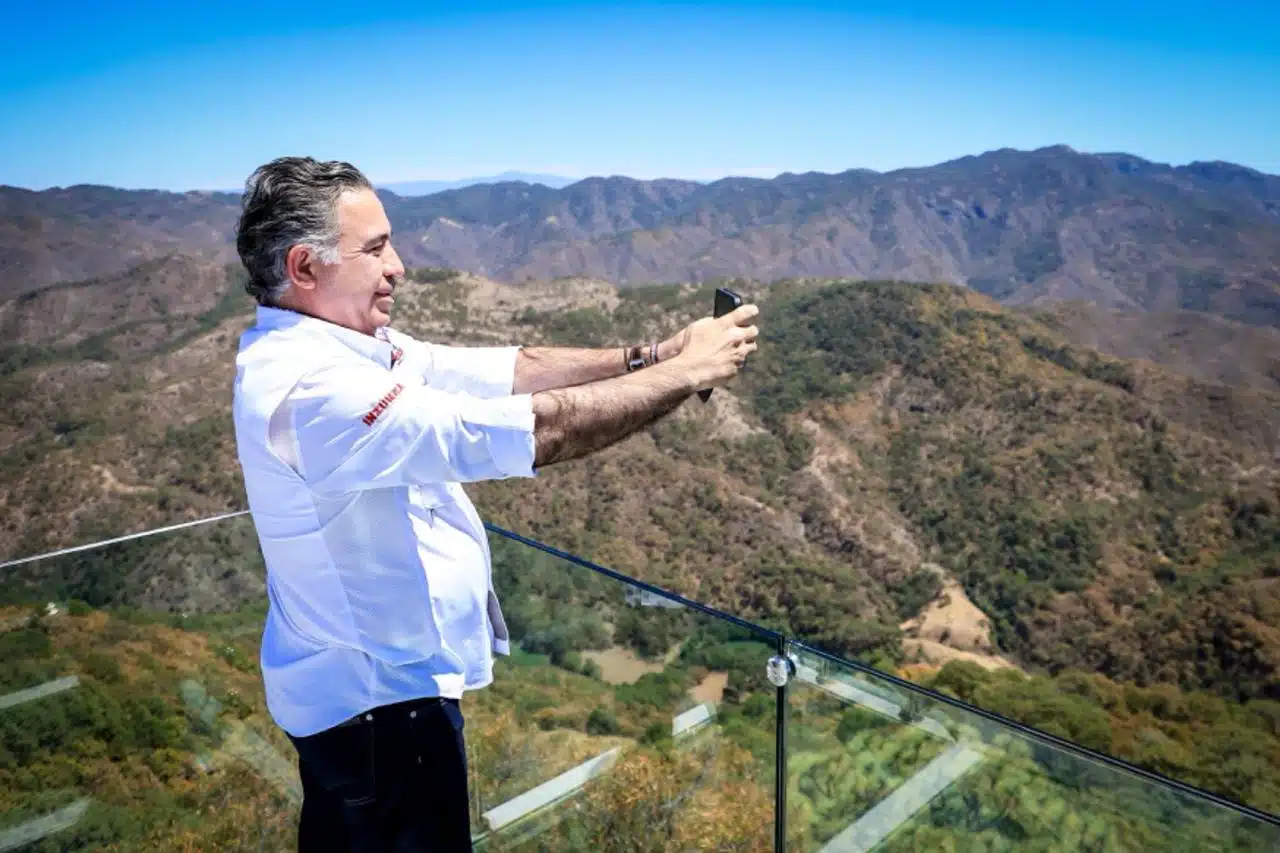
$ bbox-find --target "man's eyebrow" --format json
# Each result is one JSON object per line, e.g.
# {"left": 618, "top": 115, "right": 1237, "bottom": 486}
{"left": 361, "top": 232, "right": 391, "bottom": 249}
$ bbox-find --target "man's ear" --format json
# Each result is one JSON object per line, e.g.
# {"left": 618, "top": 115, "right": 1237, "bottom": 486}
{"left": 285, "top": 244, "right": 320, "bottom": 292}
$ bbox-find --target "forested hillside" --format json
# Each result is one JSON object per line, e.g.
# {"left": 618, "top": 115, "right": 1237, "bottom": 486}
{"left": 2, "top": 266, "right": 1277, "bottom": 709}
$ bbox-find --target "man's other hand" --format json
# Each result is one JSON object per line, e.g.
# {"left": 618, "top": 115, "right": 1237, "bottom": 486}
{"left": 672, "top": 304, "right": 760, "bottom": 392}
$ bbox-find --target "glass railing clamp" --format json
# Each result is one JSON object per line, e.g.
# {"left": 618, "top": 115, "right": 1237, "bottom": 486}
{"left": 767, "top": 651, "right": 797, "bottom": 687}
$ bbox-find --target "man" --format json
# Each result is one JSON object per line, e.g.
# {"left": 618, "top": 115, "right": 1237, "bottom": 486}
{"left": 231, "top": 156, "right": 759, "bottom": 852}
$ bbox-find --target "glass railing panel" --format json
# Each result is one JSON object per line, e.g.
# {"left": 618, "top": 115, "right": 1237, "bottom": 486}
{"left": 0, "top": 513, "right": 298, "bottom": 852}
{"left": 15, "top": 510, "right": 1275, "bottom": 852}
{"left": 786, "top": 643, "right": 1280, "bottom": 853}
{"left": 474, "top": 530, "right": 779, "bottom": 851}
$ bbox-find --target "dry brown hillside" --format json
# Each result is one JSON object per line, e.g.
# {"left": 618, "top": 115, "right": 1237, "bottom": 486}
{"left": 2, "top": 267, "right": 1278, "bottom": 705}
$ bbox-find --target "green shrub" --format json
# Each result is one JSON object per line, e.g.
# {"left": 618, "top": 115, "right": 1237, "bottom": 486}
{"left": 586, "top": 707, "right": 621, "bottom": 735}
{"left": 616, "top": 669, "right": 694, "bottom": 710}
{"left": 82, "top": 652, "right": 123, "bottom": 684}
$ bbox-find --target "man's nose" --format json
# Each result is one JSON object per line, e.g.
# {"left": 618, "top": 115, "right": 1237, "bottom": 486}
{"left": 385, "top": 244, "right": 406, "bottom": 280}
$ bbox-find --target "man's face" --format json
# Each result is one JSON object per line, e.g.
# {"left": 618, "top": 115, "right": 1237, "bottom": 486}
{"left": 311, "top": 188, "right": 405, "bottom": 335}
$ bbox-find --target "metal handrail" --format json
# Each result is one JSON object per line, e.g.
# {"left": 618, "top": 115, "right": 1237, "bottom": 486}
{"left": 0, "top": 510, "right": 251, "bottom": 571}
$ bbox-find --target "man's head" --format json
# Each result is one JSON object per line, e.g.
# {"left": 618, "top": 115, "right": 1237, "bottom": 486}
{"left": 236, "top": 157, "right": 405, "bottom": 335}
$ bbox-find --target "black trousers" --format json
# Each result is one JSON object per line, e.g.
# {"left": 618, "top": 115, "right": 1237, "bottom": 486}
{"left": 288, "top": 697, "right": 473, "bottom": 853}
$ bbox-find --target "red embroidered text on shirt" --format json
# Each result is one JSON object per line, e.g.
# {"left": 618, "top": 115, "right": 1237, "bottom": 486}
{"left": 362, "top": 383, "right": 405, "bottom": 427}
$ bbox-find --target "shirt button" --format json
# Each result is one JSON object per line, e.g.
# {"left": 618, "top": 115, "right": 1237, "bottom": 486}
{"left": 365, "top": 714, "right": 373, "bottom": 722}
{"left": 410, "top": 710, "right": 417, "bottom": 719}
{"left": 417, "top": 757, "right": 423, "bottom": 765}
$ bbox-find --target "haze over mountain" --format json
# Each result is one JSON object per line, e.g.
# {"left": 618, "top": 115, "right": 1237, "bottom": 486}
{"left": 379, "top": 171, "right": 577, "bottom": 196}
{"left": 3, "top": 146, "right": 1277, "bottom": 330}
{"left": 1032, "top": 303, "right": 1280, "bottom": 396}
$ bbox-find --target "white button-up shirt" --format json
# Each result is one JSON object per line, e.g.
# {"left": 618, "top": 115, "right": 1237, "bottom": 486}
{"left": 232, "top": 306, "right": 536, "bottom": 737}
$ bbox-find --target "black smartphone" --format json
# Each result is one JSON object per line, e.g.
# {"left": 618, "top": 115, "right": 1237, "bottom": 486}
{"left": 714, "top": 286, "right": 743, "bottom": 319}
{"left": 698, "top": 287, "right": 744, "bottom": 402}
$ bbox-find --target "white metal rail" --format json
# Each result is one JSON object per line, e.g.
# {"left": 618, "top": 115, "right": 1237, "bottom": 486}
{"left": 0, "top": 510, "right": 251, "bottom": 571}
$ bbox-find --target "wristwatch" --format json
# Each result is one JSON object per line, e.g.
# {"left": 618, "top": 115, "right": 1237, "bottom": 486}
{"left": 626, "top": 344, "right": 646, "bottom": 373}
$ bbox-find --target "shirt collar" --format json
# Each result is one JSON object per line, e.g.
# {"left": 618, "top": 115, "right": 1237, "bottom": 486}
{"left": 255, "top": 305, "right": 396, "bottom": 369}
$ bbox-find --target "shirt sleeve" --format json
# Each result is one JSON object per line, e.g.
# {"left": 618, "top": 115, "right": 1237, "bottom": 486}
{"left": 387, "top": 330, "right": 519, "bottom": 399}
{"left": 285, "top": 360, "right": 536, "bottom": 495}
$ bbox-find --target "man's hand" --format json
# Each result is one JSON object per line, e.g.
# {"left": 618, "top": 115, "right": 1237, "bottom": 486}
{"left": 671, "top": 304, "right": 760, "bottom": 392}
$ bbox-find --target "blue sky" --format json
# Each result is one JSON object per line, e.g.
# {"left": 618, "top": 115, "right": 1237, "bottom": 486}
{"left": 1, "top": 1, "right": 1276, "bottom": 190}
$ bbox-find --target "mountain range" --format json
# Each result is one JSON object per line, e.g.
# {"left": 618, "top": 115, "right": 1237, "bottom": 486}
{"left": 3, "top": 146, "right": 1278, "bottom": 327}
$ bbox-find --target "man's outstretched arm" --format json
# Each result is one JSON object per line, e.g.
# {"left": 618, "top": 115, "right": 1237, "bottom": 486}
{"left": 532, "top": 360, "right": 693, "bottom": 467}
{"left": 531, "top": 305, "right": 758, "bottom": 467}
{"left": 513, "top": 336, "right": 683, "bottom": 395}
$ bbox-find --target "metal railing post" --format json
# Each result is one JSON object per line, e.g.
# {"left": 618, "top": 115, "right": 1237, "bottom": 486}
{"left": 767, "top": 639, "right": 795, "bottom": 852}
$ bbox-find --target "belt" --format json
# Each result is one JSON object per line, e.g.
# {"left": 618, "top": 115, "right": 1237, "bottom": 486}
{"left": 332, "top": 696, "right": 455, "bottom": 730}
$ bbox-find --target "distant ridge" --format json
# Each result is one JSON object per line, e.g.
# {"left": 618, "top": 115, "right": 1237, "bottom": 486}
{"left": 3, "top": 146, "right": 1278, "bottom": 324}
{"left": 380, "top": 171, "right": 577, "bottom": 196}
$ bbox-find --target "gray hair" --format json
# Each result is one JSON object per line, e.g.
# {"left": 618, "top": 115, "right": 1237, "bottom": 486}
{"left": 235, "top": 157, "right": 374, "bottom": 306}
